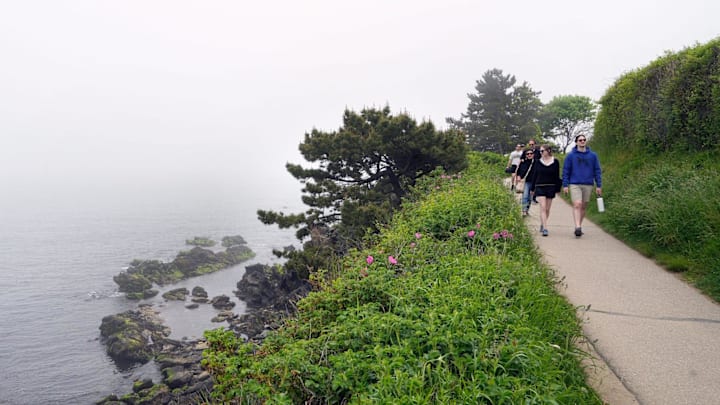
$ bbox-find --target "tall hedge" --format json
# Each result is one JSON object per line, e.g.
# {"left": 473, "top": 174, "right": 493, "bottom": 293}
{"left": 594, "top": 37, "right": 720, "bottom": 153}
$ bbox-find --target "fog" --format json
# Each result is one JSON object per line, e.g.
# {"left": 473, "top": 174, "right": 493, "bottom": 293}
{"left": 1, "top": 0, "right": 718, "bottom": 208}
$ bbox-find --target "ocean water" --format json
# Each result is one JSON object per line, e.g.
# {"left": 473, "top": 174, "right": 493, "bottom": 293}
{"left": 0, "top": 180, "right": 302, "bottom": 404}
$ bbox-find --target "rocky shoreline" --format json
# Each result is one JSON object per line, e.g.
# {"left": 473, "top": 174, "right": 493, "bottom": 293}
{"left": 97, "top": 263, "right": 311, "bottom": 405}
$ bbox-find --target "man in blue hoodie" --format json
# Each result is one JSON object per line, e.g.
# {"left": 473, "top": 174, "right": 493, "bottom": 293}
{"left": 562, "top": 135, "right": 602, "bottom": 237}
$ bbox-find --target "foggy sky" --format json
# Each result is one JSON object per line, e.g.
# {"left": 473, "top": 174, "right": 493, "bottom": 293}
{"left": 1, "top": 0, "right": 718, "bottom": 204}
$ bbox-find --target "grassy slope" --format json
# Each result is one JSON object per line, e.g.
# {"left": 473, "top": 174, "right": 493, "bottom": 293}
{"left": 203, "top": 152, "right": 602, "bottom": 404}
{"left": 582, "top": 145, "right": 720, "bottom": 301}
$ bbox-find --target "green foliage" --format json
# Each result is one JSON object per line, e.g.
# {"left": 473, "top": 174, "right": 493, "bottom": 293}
{"left": 203, "top": 152, "right": 601, "bottom": 404}
{"left": 540, "top": 95, "right": 597, "bottom": 152}
{"left": 448, "top": 68, "right": 542, "bottom": 154}
{"left": 587, "top": 150, "right": 720, "bottom": 300}
{"left": 589, "top": 37, "right": 720, "bottom": 301}
{"left": 595, "top": 37, "right": 720, "bottom": 154}
{"left": 259, "top": 106, "right": 468, "bottom": 278}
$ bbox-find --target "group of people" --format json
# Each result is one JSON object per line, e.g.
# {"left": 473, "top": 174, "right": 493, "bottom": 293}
{"left": 505, "top": 136, "right": 602, "bottom": 237}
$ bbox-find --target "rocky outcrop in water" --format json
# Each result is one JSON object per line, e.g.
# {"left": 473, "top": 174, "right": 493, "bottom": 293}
{"left": 113, "top": 236, "right": 255, "bottom": 300}
{"left": 98, "top": 305, "right": 170, "bottom": 366}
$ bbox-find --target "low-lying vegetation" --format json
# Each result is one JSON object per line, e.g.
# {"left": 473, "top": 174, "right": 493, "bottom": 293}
{"left": 202, "top": 153, "right": 601, "bottom": 404}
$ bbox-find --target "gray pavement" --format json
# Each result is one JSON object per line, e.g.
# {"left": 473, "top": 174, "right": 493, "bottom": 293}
{"left": 522, "top": 195, "right": 720, "bottom": 405}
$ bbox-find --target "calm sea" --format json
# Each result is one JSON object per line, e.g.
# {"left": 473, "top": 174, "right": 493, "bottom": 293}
{"left": 0, "top": 179, "right": 302, "bottom": 404}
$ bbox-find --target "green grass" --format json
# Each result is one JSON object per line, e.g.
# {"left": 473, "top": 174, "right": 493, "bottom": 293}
{"left": 586, "top": 148, "right": 720, "bottom": 301}
{"left": 202, "top": 153, "right": 601, "bottom": 404}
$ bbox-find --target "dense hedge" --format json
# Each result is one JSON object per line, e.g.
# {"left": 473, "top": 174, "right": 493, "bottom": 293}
{"left": 594, "top": 37, "right": 720, "bottom": 153}
{"left": 202, "top": 153, "right": 601, "bottom": 404}
{"left": 587, "top": 37, "right": 720, "bottom": 301}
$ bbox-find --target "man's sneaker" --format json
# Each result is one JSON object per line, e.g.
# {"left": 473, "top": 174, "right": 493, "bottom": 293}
{"left": 542, "top": 229, "right": 549, "bottom": 237}
{"left": 574, "top": 227, "right": 583, "bottom": 237}
{"left": 540, "top": 225, "right": 544, "bottom": 233}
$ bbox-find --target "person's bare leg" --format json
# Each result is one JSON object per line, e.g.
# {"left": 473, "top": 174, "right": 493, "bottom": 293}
{"left": 572, "top": 200, "right": 584, "bottom": 228}
{"left": 545, "top": 198, "right": 553, "bottom": 225}
{"left": 539, "top": 197, "right": 548, "bottom": 229}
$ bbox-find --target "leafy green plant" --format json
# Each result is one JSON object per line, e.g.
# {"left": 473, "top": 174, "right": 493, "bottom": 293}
{"left": 203, "top": 152, "right": 601, "bottom": 404}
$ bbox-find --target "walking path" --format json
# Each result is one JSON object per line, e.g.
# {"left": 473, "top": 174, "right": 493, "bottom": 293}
{"left": 523, "top": 197, "right": 720, "bottom": 405}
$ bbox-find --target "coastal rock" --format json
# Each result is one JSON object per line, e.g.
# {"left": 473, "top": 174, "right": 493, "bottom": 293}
{"left": 211, "top": 310, "right": 236, "bottom": 323}
{"left": 162, "top": 366, "right": 194, "bottom": 389}
{"left": 162, "top": 287, "right": 189, "bottom": 301}
{"left": 229, "top": 264, "right": 312, "bottom": 343}
{"left": 132, "top": 378, "right": 154, "bottom": 393}
{"left": 113, "top": 239, "right": 256, "bottom": 298}
{"left": 185, "top": 236, "right": 216, "bottom": 247}
{"left": 221, "top": 235, "right": 246, "bottom": 247}
{"left": 191, "top": 286, "right": 208, "bottom": 298}
{"left": 235, "top": 264, "right": 311, "bottom": 309}
{"left": 210, "top": 295, "right": 235, "bottom": 310}
{"left": 185, "top": 303, "right": 199, "bottom": 310}
{"left": 98, "top": 305, "right": 170, "bottom": 366}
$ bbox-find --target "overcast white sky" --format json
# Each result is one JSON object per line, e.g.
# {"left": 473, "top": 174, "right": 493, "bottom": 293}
{"left": 1, "top": 0, "right": 718, "bottom": 202}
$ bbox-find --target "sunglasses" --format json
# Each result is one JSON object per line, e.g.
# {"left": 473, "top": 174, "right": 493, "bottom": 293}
{"left": 540, "top": 149, "right": 547, "bottom": 152}
{"left": 577, "top": 139, "right": 587, "bottom": 142}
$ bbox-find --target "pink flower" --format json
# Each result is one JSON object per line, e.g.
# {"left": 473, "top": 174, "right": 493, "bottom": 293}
{"left": 476, "top": 223, "right": 482, "bottom": 228}
{"left": 388, "top": 255, "right": 398, "bottom": 265}
{"left": 415, "top": 232, "right": 422, "bottom": 239}
{"left": 467, "top": 230, "right": 476, "bottom": 238}
{"left": 493, "top": 232, "right": 500, "bottom": 240}
{"left": 501, "top": 230, "right": 509, "bottom": 238}
{"left": 410, "top": 242, "right": 416, "bottom": 248}
{"left": 508, "top": 233, "right": 514, "bottom": 239}
{"left": 366, "top": 255, "right": 374, "bottom": 265}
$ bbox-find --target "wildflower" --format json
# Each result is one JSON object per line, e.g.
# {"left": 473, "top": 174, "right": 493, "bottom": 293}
{"left": 366, "top": 255, "right": 374, "bottom": 265}
{"left": 501, "top": 229, "right": 509, "bottom": 238}
{"left": 415, "top": 232, "right": 422, "bottom": 239}
{"left": 493, "top": 232, "right": 500, "bottom": 240}
{"left": 476, "top": 223, "right": 482, "bottom": 228}
{"left": 410, "top": 242, "right": 416, "bottom": 248}
{"left": 507, "top": 233, "right": 514, "bottom": 239}
{"left": 388, "top": 255, "right": 398, "bottom": 265}
{"left": 467, "top": 230, "right": 476, "bottom": 238}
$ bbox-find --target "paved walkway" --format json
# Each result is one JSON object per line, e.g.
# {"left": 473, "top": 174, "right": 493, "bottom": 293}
{"left": 522, "top": 196, "right": 720, "bottom": 405}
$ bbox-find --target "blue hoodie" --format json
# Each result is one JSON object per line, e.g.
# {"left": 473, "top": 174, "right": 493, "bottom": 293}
{"left": 562, "top": 146, "right": 602, "bottom": 188}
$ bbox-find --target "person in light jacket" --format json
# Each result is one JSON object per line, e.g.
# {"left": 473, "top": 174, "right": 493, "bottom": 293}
{"left": 562, "top": 135, "right": 602, "bottom": 237}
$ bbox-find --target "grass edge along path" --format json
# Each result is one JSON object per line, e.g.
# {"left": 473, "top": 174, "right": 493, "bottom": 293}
{"left": 203, "top": 153, "right": 603, "bottom": 404}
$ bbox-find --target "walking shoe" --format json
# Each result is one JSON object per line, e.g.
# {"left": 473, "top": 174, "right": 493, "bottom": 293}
{"left": 522, "top": 210, "right": 528, "bottom": 217}
{"left": 574, "top": 227, "right": 583, "bottom": 237}
{"left": 539, "top": 225, "right": 544, "bottom": 233}
{"left": 542, "top": 229, "right": 549, "bottom": 237}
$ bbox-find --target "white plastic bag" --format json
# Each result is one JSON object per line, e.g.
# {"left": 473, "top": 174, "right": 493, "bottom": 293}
{"left": 597, "top": 197, "right": 605, "bottom": 213}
